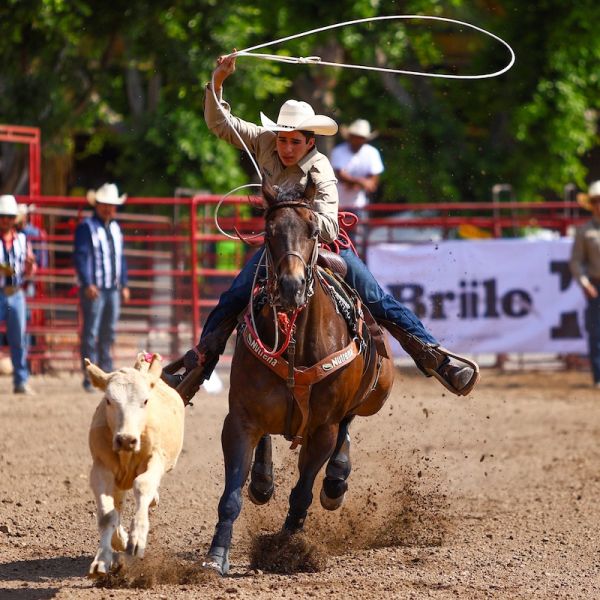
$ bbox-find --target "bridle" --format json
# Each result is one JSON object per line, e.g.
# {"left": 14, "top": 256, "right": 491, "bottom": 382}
{"left": 263, "top": 200, "right": 319, "bottom": 308}
{"left": 245, "top": 199, "right": 320, "bottom": 358}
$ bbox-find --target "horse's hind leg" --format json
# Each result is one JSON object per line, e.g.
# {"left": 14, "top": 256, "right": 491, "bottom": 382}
{"left": 248, "top": 434, "right": 274, "bottom": 505}
{"left": 284, "top": 424, "right": 338, "bottom": 533}
{"left": 204, "top": 414, "right": 256, "bottom": 576}
{"left": 320, "top": 416, "right": 354, "bottom": 511}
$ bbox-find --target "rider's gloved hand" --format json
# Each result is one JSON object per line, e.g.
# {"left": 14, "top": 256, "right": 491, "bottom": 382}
{"left": 183, "top": 346, "right": 205, "bottom": 372}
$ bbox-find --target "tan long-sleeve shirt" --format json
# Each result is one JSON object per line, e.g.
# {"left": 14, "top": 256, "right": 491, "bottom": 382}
{"left": 569, "top": 218, "right": 600, "bottom": 287}
{"left": 204, "top": 86, "right": 339, "bottom": 243}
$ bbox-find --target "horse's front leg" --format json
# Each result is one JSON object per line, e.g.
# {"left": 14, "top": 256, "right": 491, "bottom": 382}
{"left": 284, "top": 423, "right": 338, "bottom": 533}
{"left": 204, "top": 413, "right": 256, "bottom": 576}
{"left": 128, "top": 455, "right": 165, "bottom": 557}
{"left": 248, "top": 434, "right": 274, "bottom": 505}
{"left": 320, "top": 415, "right": 354, "bottom": 510}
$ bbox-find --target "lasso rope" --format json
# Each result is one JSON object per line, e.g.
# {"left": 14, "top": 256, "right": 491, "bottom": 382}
{"left": 235, "top": 15, "right": 515, "bottom": 81}
{"left": 210, "top": 14, "right": 516, "bottom": 235}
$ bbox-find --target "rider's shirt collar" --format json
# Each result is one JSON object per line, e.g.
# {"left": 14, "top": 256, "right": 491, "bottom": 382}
{"left": 296, "top": 147, "right": 319, "bottom": 174}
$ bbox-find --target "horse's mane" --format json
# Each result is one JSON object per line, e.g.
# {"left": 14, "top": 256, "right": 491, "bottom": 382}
{"left": 270, "top": 184, "right": 305, "bottom": 204}
{"left": 263, "top": 172, "right": 315, "bottom": 207}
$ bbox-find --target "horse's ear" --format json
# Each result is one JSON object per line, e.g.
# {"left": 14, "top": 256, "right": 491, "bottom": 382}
{"left": 261, "top": 176, "right": 278, "bottom": 206}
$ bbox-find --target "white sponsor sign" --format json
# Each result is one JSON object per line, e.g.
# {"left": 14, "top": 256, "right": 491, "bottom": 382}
{"left": 367, "top": 239, "right": 587, "bottom": 354}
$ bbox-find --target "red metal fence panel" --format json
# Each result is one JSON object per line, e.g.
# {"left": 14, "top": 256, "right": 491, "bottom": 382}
{"left": 0, "top": 193, "right": 586, "bottom": 373}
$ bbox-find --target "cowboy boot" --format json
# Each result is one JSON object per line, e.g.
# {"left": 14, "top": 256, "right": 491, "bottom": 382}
{"left": 378, "top": 319, "right": 479, "bottom": 396}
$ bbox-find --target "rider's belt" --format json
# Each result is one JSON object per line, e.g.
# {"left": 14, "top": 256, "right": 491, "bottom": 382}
{"left": 0, "top": 286, "right": 18, "bottom": 296}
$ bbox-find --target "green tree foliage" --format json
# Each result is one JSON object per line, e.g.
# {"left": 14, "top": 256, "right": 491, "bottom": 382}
{"left": 0, "top": 0, "right": 598, "bottom": 201}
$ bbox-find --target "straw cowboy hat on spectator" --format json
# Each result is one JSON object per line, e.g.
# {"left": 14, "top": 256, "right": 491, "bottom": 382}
{"left": 577, "top": 181, "right": 600, "bottom": 211}
{"left": 0, "top": 194, "right": 18, "bottom": 216}
{"left": 340, "top": 119, "right": 378, "bottom": 141}
{"left": 86, "top": 183, "right": 127, "bottom": 206}
{"left": 260, "top": 100, "right": 338, "bottom": 136}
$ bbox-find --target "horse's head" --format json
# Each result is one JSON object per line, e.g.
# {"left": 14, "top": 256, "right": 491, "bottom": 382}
{"left": 262, "top": 180, "right": 320, "bottom": 312}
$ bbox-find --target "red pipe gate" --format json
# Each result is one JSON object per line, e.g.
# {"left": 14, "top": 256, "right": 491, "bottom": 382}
{"left": 0, "top": 124, "right": 588, "bottom": 374}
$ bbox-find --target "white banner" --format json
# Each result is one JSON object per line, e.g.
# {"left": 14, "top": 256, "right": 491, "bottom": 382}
{"left": 367, "top": 239, "right": 587, "bottom": 354}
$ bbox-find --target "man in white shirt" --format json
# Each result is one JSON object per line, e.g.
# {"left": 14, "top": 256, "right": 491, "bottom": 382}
{"left": 330, "top": 119, "right": 384, "bottom": 210}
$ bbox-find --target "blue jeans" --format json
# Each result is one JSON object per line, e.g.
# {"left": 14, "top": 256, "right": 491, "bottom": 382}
{"left": 80, "top": 288, "right": 120, "bottom": 379}
{"left": 585, "top": 283, "right": 600, "bottom": 383}
{"left": 200, "top": 247, "right": 437, "bottom": 346}
{"left": 0, "top": 289, "right": 29, "bottom": 387}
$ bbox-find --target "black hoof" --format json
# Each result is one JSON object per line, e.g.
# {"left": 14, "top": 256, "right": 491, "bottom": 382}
{"left": 248, "top": 481, "right": 274, "bottom": 505}
{"left": 249, "top": 461, "right": 274, "bottom": 505}
{"left": 320, "top": 478, "right": 348, "bottom": 511}
{"left": 202, "top": 546, "right": 230, "bottom": 576}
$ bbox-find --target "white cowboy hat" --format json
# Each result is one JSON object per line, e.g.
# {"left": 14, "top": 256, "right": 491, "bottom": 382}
{"left": 340, "top": 119, "right": 378, "bottom": 141}
{"left": 86, "top": 183, "right": 127, "bottom": 206}
{"left": 260, "top": 100, "right": 338, "bottom": 136}
{"left": 0, "top": 195, "right": 18, "bottom": 216}
{"left": 577, "top": 180, "right": 600, "bottom": 211}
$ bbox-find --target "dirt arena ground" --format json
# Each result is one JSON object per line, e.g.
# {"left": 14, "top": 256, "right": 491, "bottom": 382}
{"left": 1, "top": 365, "right": 600, "bottom": 599}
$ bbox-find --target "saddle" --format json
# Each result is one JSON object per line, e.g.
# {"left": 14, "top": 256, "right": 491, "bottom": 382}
{"left": 316, "top": 248, "right": 347, "bottom": 277}
{"left": 317, "top": 263, "right": 388, "bottom": 359}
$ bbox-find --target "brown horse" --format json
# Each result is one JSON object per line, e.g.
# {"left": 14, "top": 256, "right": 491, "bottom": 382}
{"left": 203, "top": 182, "right": 394, "bottom": 575}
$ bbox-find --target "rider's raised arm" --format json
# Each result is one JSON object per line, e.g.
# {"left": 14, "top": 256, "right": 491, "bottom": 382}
{"left": 204, "top": 84, "right": 265, "bottom": 154}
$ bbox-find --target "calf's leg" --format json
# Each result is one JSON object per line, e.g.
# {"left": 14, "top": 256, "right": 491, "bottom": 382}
{"left": 89, "top": 461, "right": 119, "bottom": 576}
{"left": 111, "top": 488, "right": 128, "bottom": 551}
{"left": 128, "top": 456, "right": 165, "bottom": 557}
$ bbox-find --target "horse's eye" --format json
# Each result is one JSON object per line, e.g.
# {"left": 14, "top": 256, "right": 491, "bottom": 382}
{"left": 105, "top": 397, "right": 111, "bottom": 405}
{"left": 143, "top": 399, "right": 149, "bottom": 406}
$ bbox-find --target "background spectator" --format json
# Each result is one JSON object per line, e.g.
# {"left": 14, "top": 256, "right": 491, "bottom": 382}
{"left": 569, "top": 180, "right": 600, "bottom": 387}
{"left": 330, "top": 118, "right": 384, "bottom": 211}
{"left": 0, "top": 194, "right": 37, "bottom": 394}
{"left": 73, "top": 183, "right": 129, "bottom": 392}
{"left": 16, "top": 204, "right": 49, "bottom": 272}
{"left": 330, "top": 119, "right": 384, "bottom": 249}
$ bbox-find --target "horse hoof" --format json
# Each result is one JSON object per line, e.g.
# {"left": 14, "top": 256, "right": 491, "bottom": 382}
{"left": 320, "top": 481, "right": 347, "bottom": 511}
{"left": 202, "top": 547, "right": 230, "bottom": 576}
{"left": 248, "top": 481, "right": 274, "bottom": 505}
{"left": 283, "top": 513, "right": 306, "bottom": 534}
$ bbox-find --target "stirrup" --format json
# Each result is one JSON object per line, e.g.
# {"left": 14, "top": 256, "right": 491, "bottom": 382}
{"left": 425, "top": 347, "right": 480, "bottom": 396}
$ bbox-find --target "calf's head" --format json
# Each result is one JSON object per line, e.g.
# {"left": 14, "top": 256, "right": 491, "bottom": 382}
{"left": 85, "top": 355, "right": 163, "bottom": 453}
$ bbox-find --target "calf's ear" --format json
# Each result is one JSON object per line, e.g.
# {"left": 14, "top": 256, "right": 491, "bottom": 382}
{"left": 85, "top": 358, "right": 109, "bottom": 390}
{"left": 134, "top": 352, "right": 147, "bottom": 371}
{"left": 147, "top": 353, "right": 163, "bottom": 386}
